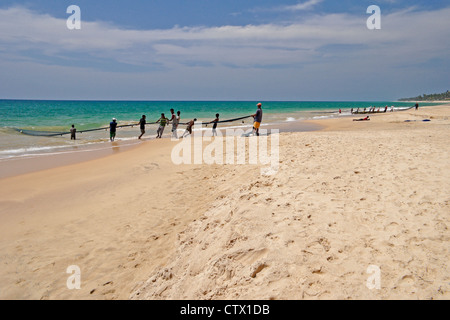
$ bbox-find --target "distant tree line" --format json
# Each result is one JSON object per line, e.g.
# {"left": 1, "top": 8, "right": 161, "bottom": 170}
{"left": 399, "top": 90, "right": 450, "bottom": 101}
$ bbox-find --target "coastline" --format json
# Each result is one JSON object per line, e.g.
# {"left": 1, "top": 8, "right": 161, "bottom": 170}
{"left": 0, "top": 139, "right": 141, "bottom": 179}
{"left": 0, "top": 104, "right": 448, "bottom": 300}
{"left": 0, "top": 100, "right": 437, "bottom": 165}
{"left": 0, "top": 119, "right": 323, "bottom": 179}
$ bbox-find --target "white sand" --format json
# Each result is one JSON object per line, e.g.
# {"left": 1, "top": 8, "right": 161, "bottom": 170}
{"left": 0, "top": 105, "right": 449, "bottom": 300}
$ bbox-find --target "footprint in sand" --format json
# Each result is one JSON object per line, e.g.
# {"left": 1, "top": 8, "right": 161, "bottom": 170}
{"left": 398, "top": 275, "right": 415, "bottom": 286}
{"left": 136, "top": 163, "right": 160, "bottom": 173}
{"left": 250, "top": 262, "right": 268, "bottom": 278}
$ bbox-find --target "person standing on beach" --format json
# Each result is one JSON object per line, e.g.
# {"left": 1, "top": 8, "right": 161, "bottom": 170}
{"left": 252, "top": 103, "right": 263, "bottom": 136}
{"left": 415, "top": 103, "right": 419, "bottom": 110}
{"left": 110, "top": 118, "right": 118, "bottom": 141}
{"left": 169, "top": 109, "right": 180, "bottom": 139}
{"left": 211, "top": 113, "right": 219, "bottom": 136}
{"left": 70, "top": 124, "right": 76, "bottom": 140}
{"left": 182, "top": 118, "right": 197, "bottom": 138}
{"left": 138, "top": 115, "right": 146, "bottom": 139}
{"left": 156, "top": 113, "right": 168, "bottom": 139}
{"left": 173, "top": 111, "right": 181, "bottom": 139}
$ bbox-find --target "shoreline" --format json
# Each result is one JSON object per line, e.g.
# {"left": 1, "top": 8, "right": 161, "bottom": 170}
{"left": 0, "top": 103, "right": 448, "bottom": 300}
{"left": 0, "top": 138, "right": 144, "bottom": 179}
{"left": 0, "top": 119, "right": 323, "bottom": 179}
{"left": 3, "top": 101, "right": 440, "bottom": 180}
{"left": 307, "top": 102, "right": 450, "bottom": 131}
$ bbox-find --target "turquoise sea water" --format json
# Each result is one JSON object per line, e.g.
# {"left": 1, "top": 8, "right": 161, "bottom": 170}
{"left": 0, "top": 100, "right": 436, "bottom": 160}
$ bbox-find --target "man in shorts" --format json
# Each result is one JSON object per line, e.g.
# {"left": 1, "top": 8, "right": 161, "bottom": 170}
{"left": 182, "top": 118, "right": 197, "bottom": 138}
{"left": 252, "top": 103, "right": 263, "bottom": 136}
{"left": 156, "top": 113, "right": 168, "bottom": 139}
{"left": 138, "top": 115, "right": 146, "bottom": 139}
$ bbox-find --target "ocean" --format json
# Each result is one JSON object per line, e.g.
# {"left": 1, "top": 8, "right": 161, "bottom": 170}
{"left": 0, "top": 100, "right": 433, "bottom": 160}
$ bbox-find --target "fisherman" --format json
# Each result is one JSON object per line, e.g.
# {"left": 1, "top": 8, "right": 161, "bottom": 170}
{"left": 182, "top": 118, "right": 197, "bottom": 138}
{"left": 251, "top": 103, "right": 263, "bottom": 136}
{"left": 70, "top": 124, "right": 76, "bottom": 140}
{"left": 138, "top": 115, "right": 146, "bottom": 139}
{"left": 173, "top": 111, "right": 181, "bottom": 139}
{"left": 211, "top": 113, "right": 219, "bottom": 136}
{"left": 169, "top": 109, "right": 180, "bottom": 139}
{"left": 156, "top": 113, "right": 168, "bottom": 139}
{"left": 110, "top": 118, "right": 118, "bottom": 141}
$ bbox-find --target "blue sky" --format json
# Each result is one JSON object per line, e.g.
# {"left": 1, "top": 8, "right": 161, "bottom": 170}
{"left": 0, "top": 0, "right": 449, "bottom": 100}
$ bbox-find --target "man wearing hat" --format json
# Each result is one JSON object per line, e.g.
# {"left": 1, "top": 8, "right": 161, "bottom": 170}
{"left": 252, "top": 103, "right": 263, "bottom": 136}
{"left": 110, "top": 118, "right": 118, "bottom": 141}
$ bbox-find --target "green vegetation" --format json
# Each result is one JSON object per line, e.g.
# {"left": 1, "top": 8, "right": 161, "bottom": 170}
{"left": 399, "top": 90, "right": 450, "bottom": 101}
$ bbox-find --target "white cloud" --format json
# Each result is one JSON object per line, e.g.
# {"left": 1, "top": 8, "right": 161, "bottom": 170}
{"left": 282, "top": 0, "right": 323, "bottom": 12}
{"left": 0, "top": 5, "right": 449, "bottom": 99}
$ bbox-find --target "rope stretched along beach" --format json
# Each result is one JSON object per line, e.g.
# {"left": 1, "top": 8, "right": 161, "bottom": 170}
{"left": 14, "top": 115, "right": 253, "bottom": 137}
{"left": 180, "top": 115, "right": 253, "bottom": 126}
{"left": 213, "top": 115, "right": 253, "bottom": 124}
{"left": 14, "top": 122, "right": 158, "bottom": 137}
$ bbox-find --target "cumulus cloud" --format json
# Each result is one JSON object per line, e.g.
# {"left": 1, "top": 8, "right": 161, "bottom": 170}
{"left": 0, "top": 5, "right": 449, "bottom": 99}
{"left": 1, "top": 5, "right": 449, "bottom": 70}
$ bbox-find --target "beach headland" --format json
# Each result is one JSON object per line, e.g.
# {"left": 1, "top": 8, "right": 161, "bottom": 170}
{"left": 0, "top": 104, "right": 448, "bottom": 300}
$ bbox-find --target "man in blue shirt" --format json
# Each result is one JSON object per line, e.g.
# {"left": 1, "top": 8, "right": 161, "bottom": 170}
{"left": 110, "top": 118, "right": 118, "bottom": 141}
{"left": 252, "top": 103, "right": 263, "bottom": 136}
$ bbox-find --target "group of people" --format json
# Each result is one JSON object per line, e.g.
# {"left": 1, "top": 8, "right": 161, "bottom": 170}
{"left": 69, "top": 103, "right": 264, "bottom": 141}
{"left": 349, "top": 103, "right": 419, "bottom": 116}
{"left": 351, "top": 106, "right": 393, "bottom": 114}
{"left": 138, "top": 109, "right": 182, "bottom": 140}
{"left": 137, "top": 109, "right": 188, "bottom": 140}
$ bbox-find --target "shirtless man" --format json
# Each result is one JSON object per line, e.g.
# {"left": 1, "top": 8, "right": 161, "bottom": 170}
{"left": 182, "top": 118, "right": 197, "bottom": 138}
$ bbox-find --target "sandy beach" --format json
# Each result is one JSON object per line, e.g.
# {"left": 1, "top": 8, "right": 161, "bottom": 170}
{"left": 0, "top": 104, "right": 449, "bottom": 300}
